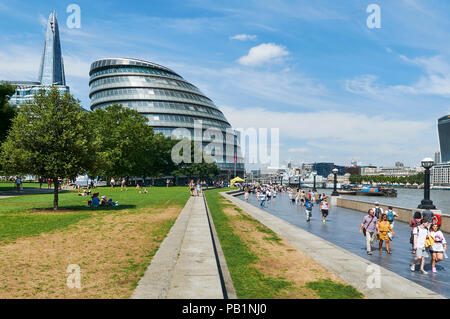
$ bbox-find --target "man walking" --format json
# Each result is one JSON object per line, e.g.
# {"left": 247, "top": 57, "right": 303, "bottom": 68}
{"left": 304, "top": 199, "right": 314, "bottom": 222}
{"left": 372, "top": 202, "right": 383, "bottom": 219}
{"left": 360, "top": 209, "right": 378, "bottom": 255}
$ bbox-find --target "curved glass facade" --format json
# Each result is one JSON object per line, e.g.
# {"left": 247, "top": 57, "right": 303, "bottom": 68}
{"left": 89, "top": 58, "right": 244, "bottom": 175}
{"left": 438, "top": 115, "right": 450, "bottom": 163}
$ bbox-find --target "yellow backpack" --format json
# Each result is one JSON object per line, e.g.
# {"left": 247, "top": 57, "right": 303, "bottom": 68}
{"left": 425, "top": 234, "right": 435, "bottom": 249}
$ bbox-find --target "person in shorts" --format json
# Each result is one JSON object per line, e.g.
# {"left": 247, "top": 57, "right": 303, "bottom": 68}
{"left": 411, "top": 219, "right": 431, "bottom": 274}
{"left": 429, "top": 223, "right": 447, "bottom": 273}
{"left": 304, "top": 199, "right": 313, "bottom": 222}
{"left": 320, "top": 198, "right": 329, "bottom": 224}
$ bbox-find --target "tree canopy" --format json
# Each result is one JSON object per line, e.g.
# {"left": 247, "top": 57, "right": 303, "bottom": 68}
{"left": 0, "top": 87, "right": 98, "bottom": 209}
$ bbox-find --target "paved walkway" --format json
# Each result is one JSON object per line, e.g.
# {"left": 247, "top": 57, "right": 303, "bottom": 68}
{"left": 0, "top": 188, "right": 54, "bottom": 199}
{"left": 131, "top": 194, "right": 224, "bottom": 299}
{"left": 224, "top": 192, "right": 446, "bottom": 299}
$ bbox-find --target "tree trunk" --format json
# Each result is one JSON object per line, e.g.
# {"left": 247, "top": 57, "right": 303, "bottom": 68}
{"left": 53, "top": 178, "right": 59, "bottom": 211}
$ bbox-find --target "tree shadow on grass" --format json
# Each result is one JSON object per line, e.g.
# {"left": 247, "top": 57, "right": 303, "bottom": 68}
{"left": 31, "top": 205, "right": 137, "bottom": 213}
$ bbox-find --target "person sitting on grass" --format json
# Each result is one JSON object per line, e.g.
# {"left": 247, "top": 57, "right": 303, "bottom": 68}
{"left": 139, "top": 188, "right": 148, "bottom": 194}
{"left": 90, "top": 193, "right": 100, "bottom": 207}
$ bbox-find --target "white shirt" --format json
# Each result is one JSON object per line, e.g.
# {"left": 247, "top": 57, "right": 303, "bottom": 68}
{"left": 413, "top": 226, "right": 429, "bottom": 249}
{"left": 430, "top": 231, "right": 447, "bottom": 252}
{"left": 372, "top": 206, "right": 384, "bottom": 217}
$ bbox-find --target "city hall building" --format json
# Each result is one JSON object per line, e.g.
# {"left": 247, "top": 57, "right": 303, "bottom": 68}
{"left": 89, "top": 58, "right": 244, "bottom": 177}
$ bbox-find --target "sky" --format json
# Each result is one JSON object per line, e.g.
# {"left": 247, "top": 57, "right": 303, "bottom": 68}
{"left": 1, "top": 0, "right": 449, "bottom": 168}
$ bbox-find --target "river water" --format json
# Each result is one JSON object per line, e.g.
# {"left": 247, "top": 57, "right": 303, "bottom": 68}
{"left": 311, "top": 188, "right": 450, "bottom": 214}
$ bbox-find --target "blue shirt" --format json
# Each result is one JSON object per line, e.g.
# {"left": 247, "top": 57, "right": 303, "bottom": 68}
{"left": 305, "top": 202, "right": 313, "bottom": 211}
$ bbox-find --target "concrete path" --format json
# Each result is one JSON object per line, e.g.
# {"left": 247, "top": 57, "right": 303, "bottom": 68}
{"left": 223, "top": 192, "right": 446, "bottom": 299}
{"left": 131, "top": 194, "right": 224, "bottom": 299}
{"left": 0, "top": 188, "right": 54, "bottom": 199}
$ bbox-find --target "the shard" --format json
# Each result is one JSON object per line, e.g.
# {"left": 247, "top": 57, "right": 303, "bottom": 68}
{"left": 38, "top": 11, "right": 66, "bottom": 86}
{"left": 3, "top": 11, "right": 69, "bottom": 106}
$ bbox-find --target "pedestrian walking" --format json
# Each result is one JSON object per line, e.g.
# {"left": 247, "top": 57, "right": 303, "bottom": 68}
{"left": 244, "top": 186, "right": 249, "bottom": 201}
{"left": 372, "top": 202, "right": 383, "bottom": 219}
{"left": 16, "top": 176, "right": 22, "bottom": 192}
{"left": 359, "top": 209, "right": 378, "bottom": 255}
{"left": 429, "top": 223, "right": 447, "bottom": 273}
{"left": 410, "top": 219, "right": 431, "bottom": 274}
{"left": 39, "top": 177, "right": 43, "bottom": 189}
{"left": 259, "top": 191, "right": 266, "bottom": 208}
{"left": 377, "top": 214, "right": 394, "bottom": 254}
{"left": 320, "top": 198, "right": 329, "bottom": 224}
{"left": 385, "top": 206, "right": 398, "bottom": 228}
{"left": 410, "top": 211, "right": 422, "bottom": 253}
{"left": 121, "top": 178, "right": 127, "bottom": 191}
{"left": 189, "top": 180, "right": 195, "bottom": 196}
{"left": 304, "top": 199, "right": 313, "bottom": 222}
{"left": 110, "top": 178, "right": 115, "bottom": 188}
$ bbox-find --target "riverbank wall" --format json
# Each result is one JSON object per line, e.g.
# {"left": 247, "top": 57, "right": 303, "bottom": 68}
{"left": 336, "top": 198, "right": 450, "bottom": 233}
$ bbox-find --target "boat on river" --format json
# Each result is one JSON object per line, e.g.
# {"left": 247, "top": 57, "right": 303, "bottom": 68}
{"left": 338, "top": 186, "right": 397, "bottom": 197}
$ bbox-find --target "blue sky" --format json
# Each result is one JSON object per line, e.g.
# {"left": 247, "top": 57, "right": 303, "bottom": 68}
{"left": 1, "top": 0, "right": 450, "bottom": 167}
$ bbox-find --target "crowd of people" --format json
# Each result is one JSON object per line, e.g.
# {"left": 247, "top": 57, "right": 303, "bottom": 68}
{"left": 242, "top": 183, "right": 447, "bottom": 275}
{"left": 243, "top": 184, "right": 330, "bottom": 224}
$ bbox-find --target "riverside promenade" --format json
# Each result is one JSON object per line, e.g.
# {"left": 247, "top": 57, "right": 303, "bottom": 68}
{"left": 132, "top": 194, "right": 225, "bottom": 299}
{"left": 230, "top": 191, "right": 448, "bottom": 299}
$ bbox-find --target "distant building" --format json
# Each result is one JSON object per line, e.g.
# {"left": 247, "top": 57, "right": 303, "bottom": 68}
{"left": 346, "top": 166, "right": 361, "bottom": 175}
{"left": 431, "top": 163, "right": 450, "bottom": 186}
{"left": 4, "top": 12, "right": 69, "bottom": 106}
{"left": 360, "top": 166, "right": 378, "bottom": 175}
{"left": 435, "top": 151, "right": 441, "bottom": 164}
{"left": 438, "top": 115, "right": 450, "bottom": 163}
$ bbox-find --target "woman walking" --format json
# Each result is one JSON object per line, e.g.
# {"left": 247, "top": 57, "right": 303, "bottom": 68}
{"left": 429, "top": 223, "right": 447, "bottom": 273}
{"left": 244, "top": 186, "right": 249, "bottom": 201}
{"left": 377, "top": 214, "right": 394, "bottom": 254}
{"left": 320, "top": 198, "right": 329, "bottom": 224}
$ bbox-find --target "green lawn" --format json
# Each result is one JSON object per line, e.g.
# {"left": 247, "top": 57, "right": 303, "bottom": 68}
{"left": 205, "top": 188, "right": 364, "bottom": 299}
{"left": 0, "top": 186, "right": 190, "bottom": 243}
{"left": 205, "top": 187, "right": 292, "bottom": 298}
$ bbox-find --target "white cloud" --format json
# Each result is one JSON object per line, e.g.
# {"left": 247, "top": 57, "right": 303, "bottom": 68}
{"left": 220, "top": 106, "right": 435, "bottom": 165}
{"left": 238, "top": 43, "right": 289, "bottom": 66}
{"left": 345, "top": 55, "right": 450, "bottom": 98}
{"left": 288, "top": 147, "right": 309, "bottom": 153}
{"left": 229, "top": 34, "right": 257, "bottom": 41}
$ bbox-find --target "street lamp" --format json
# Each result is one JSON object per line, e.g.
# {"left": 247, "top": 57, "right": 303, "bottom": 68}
{"left": 312, "top": 171, "right": 317, "bottom": 192}
{"left": 331, "top": 168, "right": 339, "bottom": 196}
{"left": 418, "top": 157, "right": 436, "bottom": 210}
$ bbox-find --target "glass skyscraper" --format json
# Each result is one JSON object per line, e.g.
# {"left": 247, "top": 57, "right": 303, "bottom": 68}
{"left": 5, "top": 11, "right": 69, "bottom": 106}
{"left": 89, "top": 58, "right": 244, "bottom": 176}
{"left": 438, "top": 115, "right": 450, "bottom": 163}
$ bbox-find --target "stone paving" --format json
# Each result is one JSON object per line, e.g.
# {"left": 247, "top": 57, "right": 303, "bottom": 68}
{"left": 230, "top": 191, "right": 448, "bottom": 299}
{"left": 132, "top": 194, "right": 223, "bottom": 299}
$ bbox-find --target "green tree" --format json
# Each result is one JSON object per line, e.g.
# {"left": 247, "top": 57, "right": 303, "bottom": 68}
{"left": 171, "top": 140, "right": 220, "bottom": 182}
{"left": 0, "top": 82, "right": 17, "bottom": 145}
{"left": 88, "top": 104, "right": 160, "bottom": 182}
{"left": 0, "top": 87, "right": 98, "bottom": 210}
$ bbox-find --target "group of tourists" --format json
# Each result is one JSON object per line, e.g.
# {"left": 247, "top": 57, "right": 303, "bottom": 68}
{"left": 359, "top": 203, "right": 397, "bottom": 255}
{"left": 360, "top": 203, "right": 447, "bottom": 274}
{"left": 244, "top": 184, "right": 330, "bottom": 224}
{"left": 189, "top": 180, "right": 203, "bottom": 196}
{"left": 87, "top": 193, "right": 119, "bottom": 208}
{"left": 409, "top": 211, "right": 447, "bottom": 274}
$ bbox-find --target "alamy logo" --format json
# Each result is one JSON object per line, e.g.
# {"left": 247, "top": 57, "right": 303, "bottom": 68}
{"left": 66, "top": 264, "right": 81, "bottom": 289}
{"left": 66, "top": 4, "right": 81, "bottom": 29}
{"left": 366, "top": 264, "right": 381, "bottom": 289}
{"left": 366, "top": 4, "right": 381, "bottom": 29}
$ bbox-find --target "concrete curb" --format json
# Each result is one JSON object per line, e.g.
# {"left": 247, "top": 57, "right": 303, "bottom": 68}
{"left": 222, "top": 191, "right": 446, "bottom": 299}
{"left": 202, "top": 193, "right": 238, "bottom": 299}
{"left": 131, "top": 196, "right": 193, "bottom": 299}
